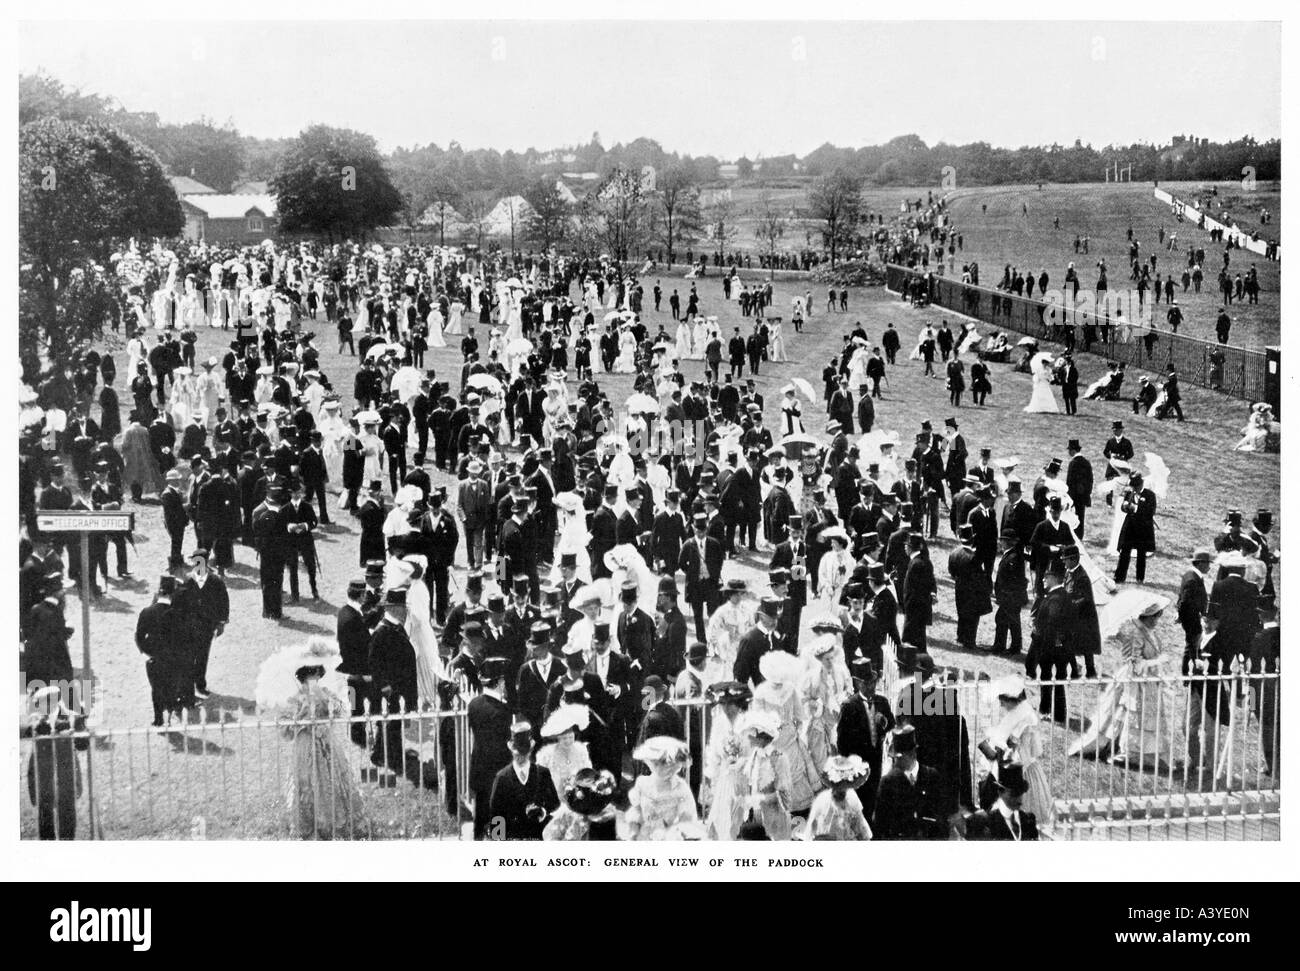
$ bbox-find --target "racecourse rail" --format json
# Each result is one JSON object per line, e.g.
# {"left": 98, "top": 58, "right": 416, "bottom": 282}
{"left": 885, "top": 264, "right": 1275, "bottom": 407}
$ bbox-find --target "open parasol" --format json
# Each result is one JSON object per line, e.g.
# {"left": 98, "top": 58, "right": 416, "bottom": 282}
{"left": 466, "top": 373, "right": 503, "bottom": 395}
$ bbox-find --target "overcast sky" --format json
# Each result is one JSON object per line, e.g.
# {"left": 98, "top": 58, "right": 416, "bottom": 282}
{"left": 18, "top": 20, "right": 1281, "bottom": 157}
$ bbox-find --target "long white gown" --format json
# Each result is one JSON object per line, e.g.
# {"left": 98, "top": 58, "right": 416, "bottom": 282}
{"left": 691, "top": 319, "right": 708, "bottom": 359}
{"left": 675, "top": 322, "right": 693, "bottom": 361}
{"left": 1023, "top": 354, "right": 1061, "bottom": 414}
{"left": 704, "top": 710, "right": 750, "bottom": 840}
{"left": 445, "top": 301, "right": 464, "bottom": 336}
{"left": 769, "top": 322, "right": 789, "bottom": 363}
{"left": 426, "top": 310, "right": 447, "bottom": 348}
{"left": 614, "top": 330, "right": 637, "bottom": 373}
{"left": 982, "top": 700, "right": 1055, "bottom": 827}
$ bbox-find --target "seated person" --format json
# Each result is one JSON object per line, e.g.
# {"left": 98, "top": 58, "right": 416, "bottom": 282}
{"left": 1131, "top": 376, "right": 1158, "bottom": 415}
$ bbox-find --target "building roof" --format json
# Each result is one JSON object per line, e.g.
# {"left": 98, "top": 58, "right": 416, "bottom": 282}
{"left": 182, "top": 193, "right": 278, "bottom": 219}
{"left": 170, "top": 175, "right": 217, "bottom": 195}
{"left": 231, "top": 180, "right": 270, "bottom": 195}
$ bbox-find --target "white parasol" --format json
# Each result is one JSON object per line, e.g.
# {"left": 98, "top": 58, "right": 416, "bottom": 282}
{"left": 390, "top": 365, "right": 424, "bottom": 404}
{"left": 365, "top": 342, "right": 400, "bottom": 360}
{"left": 466, "top": 373, "right": 503, "bottom": 395}
{"left": 625, "top": 392, "right": 659, "bottom": 414}
{"left": 506, "top": 337, "right": 533, "bottom": 356}
{"left": 790, "top": 377, "right": 818, "bottom": 403}
{"left": 1016, "top": 336, "right": 1039, "bottom": 347}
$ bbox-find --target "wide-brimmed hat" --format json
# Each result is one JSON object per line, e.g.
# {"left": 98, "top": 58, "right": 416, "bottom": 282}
{"left": 633, "top": 736, "right": 690, "bottom": 765}
{"left": 759, "top": 650, "right": 803, "bottom": 685}
{"left": 541, "top": 704, "right": 591, "bottom": 738}
{"left": 740, "top": 709, "right": 782, "bottom": 740}
{"left": 824, "top": 754, "right": 870, "bottom": 785}
{"left": 563, "top": 768, "right": 618, "bottom": 817}
{"left": 705, "top": 681, "right": 752, "bottom": 707}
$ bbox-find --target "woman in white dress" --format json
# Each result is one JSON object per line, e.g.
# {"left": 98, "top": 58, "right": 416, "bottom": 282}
{"left": 359, "top": 421, "right": 384, "bottom": 484}
{"left": 816, "top": 528, "right": 854, "bottom": 609}
{"left": 425, "top": 308, "right": 447, "bottom": 348}
{"left": 393, "top": 558, "right": 442, "bottom": 709}
{"left": 445, "top": 299, "right": 465, "bottom": 336}
{"left": 126, "top": 332, "right": 146, "bottom": 379}
{"left": 613, "top": 327, "right": 637, "bottom": 374}
{"left": 168, "top": 367, "right": 197, "bottom": 428}
{"left": 621, "top": 737, "right": 699, "bottom": 841}
{"left": 1234, "top": 403, "right": 1275, "bottom": 452}
{"left": 752, "top": 652, "right": 822, "bottom": 815}
{"left": 740, "top": 709, "right": 794, "bottom": 839}
{"left": 800, "top": 633, "right": 853, "bottom": 771}
{"left": 536, "top": 705, "right": 593, "bottom": 802}
{"left": 780, "top": 387, "right": 805, "bottom": 436}
{"left": 768, "top": 319, "right": 789, "bottom": 363}
{"left": 691, "top": 315, "right": 708, "bottom": 359}
{"left": 804, "top": 755, "right": 873, "bottom": 840}
{"left": 910, "top": 325, "right": 934, "bottom": 361}
{"left": 1023, "top": 352, "right": 1061, "bottom": 414}
{"left": 675, "top": 320, "right": 693, "bottom": 361}
{"left": 1068, "top": 592, "right": 1185, "bottom": 772}
{"left": 318, "top": 401, "right": 346, "bottom": 489}
{"left": 705, "top": 582, "right": 753, "bottom": 677}
{"left": 979, "top": 675, "right": 1054, "bottom": 827}
{"left": 702, "top": 683, "right": 752, "bottom": 840}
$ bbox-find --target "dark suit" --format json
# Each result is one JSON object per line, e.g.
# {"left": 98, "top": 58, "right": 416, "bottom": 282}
{"left": 873, "top": 764, "right": 947, "bottom": 840}
{"left": 515, "top": 656, "right": 564, "bottom": 734}
{"left": 1065, "top": 454, "right": 1093, "bottom": 536}
{"left": 589, "top": 505, "right": 619, "bottom": 580}
{"left": 487, "top": 761, "right": 559, "bottom": 840}
{"left": 367, "top": 618, "right": 418, "bottom": 773}
{"left": 901, "top": 554, "right": 936, "bottom": 648}
{"left": 678, "top": 535, "right": 724, "bottom": 641}
{"left": 987, "top": 807, "right": 1039, "bottom": 841}
{"left": 836, "top": 693, "right": 895, "bottom": 821}
{"left": 733, "top": 626, "right": 773, "bottom": 688}
{"left": 467, "top": 693, "right": 515, "bottom": 839}
{"left": 336, "top": 603, "right": 371, "bottom": 746}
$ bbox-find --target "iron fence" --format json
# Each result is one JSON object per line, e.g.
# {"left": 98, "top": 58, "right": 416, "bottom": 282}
{"left": 19, "top": 671, "right": 1277, "bottom": 841}
{"left": 885, "top": 264, "right": 1272, "bottom": 405}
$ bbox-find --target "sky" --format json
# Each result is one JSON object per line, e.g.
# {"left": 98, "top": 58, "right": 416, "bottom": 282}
{"left": 17, "top": 19, "right": 1282, "bottom": 158}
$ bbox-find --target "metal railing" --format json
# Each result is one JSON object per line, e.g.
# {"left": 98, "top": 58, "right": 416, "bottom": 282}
{"left": 20, "top": 671, "right": 1277, "bottom": 840}
{"left": 885, "top": 264, "right": 1271, "bottom": 404}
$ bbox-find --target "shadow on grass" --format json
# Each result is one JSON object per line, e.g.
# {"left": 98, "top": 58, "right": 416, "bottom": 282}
{"left": 159, "top": 728, "right": 235, "bottom": 756}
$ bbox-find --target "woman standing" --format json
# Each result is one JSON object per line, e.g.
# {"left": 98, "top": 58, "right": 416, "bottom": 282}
{"left": 702, "top": 681, "right": 752, "bottom": 840}
{"left": 256, "top": 637, "right": 365, "bottom": 840}
{"left": 536, "top": 705, "right": 593, "bottom": 802}
{"left": 543, "top": 768, "right": 620, "bottom": 841}
{"left": 804, "top": 755, "right": 873, "bottom": 840}
{"left": 801, "top": 631, "right": 852, "bottom": 770}
{"left": 753, "top": 651, "right": 822, "bottom": 815}
{"left": 1023, "top": 352, "right": 1061, "bottom": 414}
{"left": 816, "top": 527, "right": 854, "bottom": 609}
{"left": 621, "top": 736, "right": 699, "bottom": 840}
{"left": 741, "top": 710, "right": 793, "bottom": 839}
{"left": 979, "top": 675, "right": 1054, "bottom": 828}
{"left": 769, "top": 318, "right": 789, "bottom": 362}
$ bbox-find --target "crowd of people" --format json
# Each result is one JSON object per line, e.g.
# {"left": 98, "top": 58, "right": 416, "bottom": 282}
{"left": 18, "top": 223, "right": 1280, "bottom": 841}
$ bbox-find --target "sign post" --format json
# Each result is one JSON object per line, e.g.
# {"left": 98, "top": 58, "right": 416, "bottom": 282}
{"left": 34, "top": 509, "right": 135, "bottom": 840}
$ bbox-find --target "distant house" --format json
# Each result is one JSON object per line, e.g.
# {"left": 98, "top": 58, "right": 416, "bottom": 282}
{"left": 169, "top": 175, "right": 216, "bottom": 196}
{"left": 561, "top": 171, "right": 600, "bottom": 182}
{"left": 231, "top": 180, "right": 270, "bottom": 195}
{"left": 484, "top": 195, "right": 532, "bottom": 236}
{"left": 718, "top": 163, "right": 740, "bottom": 180}
{"left": 179, "top": 193, "right": 279, "bottom": 243}
{"left": 554, "top": 180, "right": 578, "bottom": 204}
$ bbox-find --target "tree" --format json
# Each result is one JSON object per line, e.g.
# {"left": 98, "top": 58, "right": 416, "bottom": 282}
{"left": 753, "top": 195, "right": 789, "bottom": 279}
{"left": 162, "top": 119, "right": 245, "bottom": 192}
{"left": 808, "top": 168, "right": 863, "bottom": 266}
{"left": 19, "top": 117, "right": 182, "bottom": 397}
{"left": 588, "top": 168, "right": 651, "bottom": 262}
{"left": 524, "top": 178, "right": 572, "bottom": 251}
{"left": 271, "top": 125, "right": 403, "bottom": 240}
{"left": 702, "top": 196, "right": 739, "bottom": 262}
{"left": 424, "top": 172, "right": 464, "bottom": 246}
{"left": 461, "top": 191, "right": 495, "bottom": 251}
{"left": 653, "top": 164, "right": 703, "bottom": 267}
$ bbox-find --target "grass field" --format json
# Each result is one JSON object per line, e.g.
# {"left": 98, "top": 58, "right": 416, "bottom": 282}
{"left": 31, "top": 271, "right": 1278, "bottom": 837}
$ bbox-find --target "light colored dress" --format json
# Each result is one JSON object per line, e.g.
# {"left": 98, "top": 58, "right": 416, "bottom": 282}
{"left": 1023, "top": 354, "right": 1061, "bottom": 414}
{"left": 706, "top": 600, "right": 752, "bottom": 676}
{"left": 1069, "top": 619, "right": 1186, "bottom": 772}
{"left": 675, "top": 322, "right": 693, "bottom": 361}
{"left": 801, "top": 652, "right": 852, "bottom": 770}
{"left": 752, "top": 680, "right": 822, "bottom": 812}
{"left": 769, "top": 321, "right": 788, "bottom": 362}
{"left": 984, "top": 701, "right": 1055, "bottom": 827}
{"left": 744, "top": 745, "right": 793, "bottom": 839}
{"left": 537, "top": 739, "right": 592, "bottom": 802}
{"left": 704, "top": 711, "right": 750, "bottom": 840}
{"left": 284, "top": 685, "right": 365, "bottom": 839}
{"left": 622, "top": 775, "right": 699, "bottom": 840}
{"left": 804, "top": 789, "right": 872, "bottom": 840}
{"left": 426, "top": 310, "right": 447, "bottom": 348}
{"left": 614, "top": 330, "right": 637, "bottom": 373}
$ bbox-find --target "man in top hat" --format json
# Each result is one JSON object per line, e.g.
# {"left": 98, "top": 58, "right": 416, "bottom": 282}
{"left": 356, "top": 480, "right": 387, "bottom": 567}
{"left": 136, "top": 574, "right": 186, "bottom": 727}
{"left": 1064, "top": 438, "right": 1093, "bottom": 538}
{"left": 986, "top": 764, "right": 1039, "bottom": 840}
{"left": 616, "top": 579, "right": 654, "bottom": 745}
{"left": 456, "top": 460, "right": 492, "bottom": 571}
{"left": 1113, "top": 472, "right": 1157, "bottom": 584}
{"left": 1102, "top": 420, "right": 1134, "bottom": 481}
{"left": 424, "top": 488, "right": 459, "bottom": 624}
{"left": 1177, "top": 549, "right": 1213, "bottom": 689}
{"left": 555, "top": 551, "right": 585, "bottom": 631}
{"left": 872, "top": 725, "right": 946, "bottom": 840}
{"left": 901, "top": 533, "right": 936, "bottom": 650}
{"left": 1059, "top": 352, "right": 1080, "bottom": 417}
{"left": 1248, "top": 508, "right": 1277, "bottom": 597}
{"left": 24, "top": 571, "right": 74, "bottom": 688}
{"left": 1249, "top": 593, "right": 1280, "bottom": 779}
{"left": 515, "top": 621, "right": 562, "bottom": 736}
{"left": 837, "top": 658, "right": 896, "bottom": 822}
{"left": 337, "top": 578, "right": 372, "bottom": 748}
{"left": 1000, "top": 479, "right": 1036, "bottom": 555}
{"left": 948, "top": 525, "right": 992, "bottom": 652}
{"left": 1061, "top": 544, "right": 1100, "bottom": 678}
{"left": 468, "top": 656, "right": 515, "bottom": 839}
{"left": 588, "top": 484, "right": 620, "bottom": 581}
{"left": 1032, "top": 457, "right": 1064, "bottom": 521}
{"left": 1029, "top": 495, "right": 1074, "bottom": 598}
{"left": 991, "top": 533, "right": 1029, "bottom": 656}
{"left": 367, "top": 587, "right": 418, "bottom": 775}
{"left": 679, "top": 511, "right": 725, "bottom": 642}
{"left": 283, "top": 479, "right": 320, "bottom": 602}
{"left": 650, "top": 577, "right": 688, "bottom": 682}
{"left": 769, "top": 513, "right": 810, "bottom": 629}
{"left": 733, "top": 596, "right": 782, "bottom": 688}
{"left": 637, "top": 675, "right": 686, "bottom": 749}
{"left": 1027, "top": 558, "right": 1072, "bottom": 722}
{"left": 650, "top": 487, "right": 689, "bottom": 574}
{"left": 174, "top": 548, "right": 229, "bottom": 702}
{"left": 487, "top": 720, "right": 559, "bottom": 840}
{"left": 251, "top": 485, "right": 291, "bottom": 619}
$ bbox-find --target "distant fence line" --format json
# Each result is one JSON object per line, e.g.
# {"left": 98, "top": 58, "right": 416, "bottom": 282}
{"left": 885, "top": 264, "right": 1274, "bottom": 406}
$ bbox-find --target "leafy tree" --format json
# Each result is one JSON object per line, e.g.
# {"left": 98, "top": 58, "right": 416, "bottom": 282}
{"left": 19, "top": 117, "right": 182, "bottom": 397}
{"left": 424, "top": 172, "right": 465, "bottom": 246}
{"left": 162, "top": 119, "right": 245, "bottom": 192}
{"left": 271, "top": 125, "right": 403, "bottom": 240}
{"left": 652, "top": 164, "right": 703, "bottom": 267}
{"left": 461, "top": 191, "right": 495, "bottom": 251}
{"left": 588, "top": 168, "right": 651, "bottom": 262}
{"left": 808, "top": 168, "right": 863, "bottom": 266}
{"left": 524, "top": 178, "right": 572, "bottom": 251}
